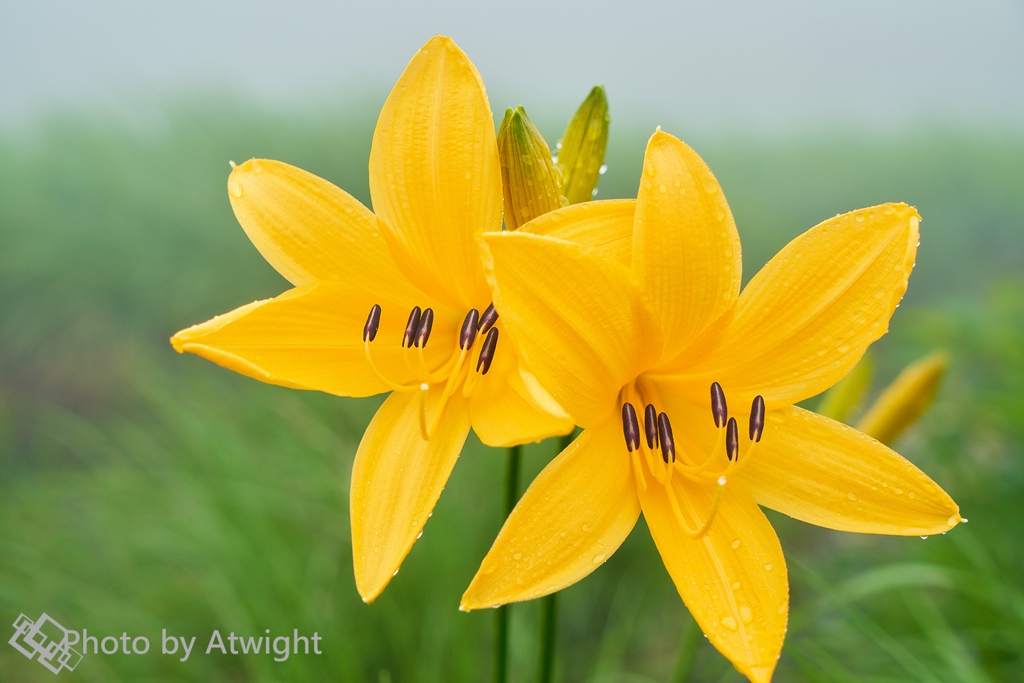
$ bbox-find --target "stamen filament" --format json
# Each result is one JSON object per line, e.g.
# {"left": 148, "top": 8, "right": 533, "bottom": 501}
{"left": 630, "top": 448, "right": 648, "bottom": 491}
{"left": 364, "top": 338, "right": 419, "bottom": 393}
{"left": 427, "top": 347, "right": 469, "bottom": 437}
{"left": 665, "top": 477, "right": 726, "bottom": 540}
{"left": 461, "top": 340, "right": 486, "bottom": 398}
{"left": 418, "top": 343, "right": 458, "bottom": 383}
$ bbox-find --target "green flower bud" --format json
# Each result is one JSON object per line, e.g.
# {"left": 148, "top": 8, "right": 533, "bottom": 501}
{"left": 817, "top": 353, "right": 874, "bottom": 423}
{"left": 556, "top": 86, "right": 610, "bottom": 205}
{"left": 857, "top": 350, "right": 949, "bottom": 445}
{"left": 497, "top": 106, "right": 566, "bottom": 231}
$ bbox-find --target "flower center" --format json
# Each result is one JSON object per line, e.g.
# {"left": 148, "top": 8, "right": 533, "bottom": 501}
{"left": 619, "top": 381, "right": 765, "bottom": 540}
{"left": 362, "top": 302, "right": 500, "bottom": 439}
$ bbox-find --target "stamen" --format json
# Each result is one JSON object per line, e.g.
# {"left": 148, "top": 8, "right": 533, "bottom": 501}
{"left": 749, "top": 395, "right": 765, "bottom": 442}
{"left": 644, "top": 404, "right": 659, "bottom": 450}
{"left": 364, "top": 337, "right": 418, "bottom": 393}
{"left": 710, "top": 381, "right": 728, "bottom": 427}
{"left": 726, "top": 417, "right": 739, "bottom": 461}
{"left": 479, "top": 302, "right": 499, "bottom": 334}
{"left": 476, "top": 327, "right": 499, "bottom": 374}
{"left": 621, "top": 403, "right": 641, "bottom": 453}
{"left": 427, "top": 347, "right": 470, "bottom": 437}
{"left": 402, "top": 306, "right": 422, "bottom": 348}
{"left": 460, "top": 309, "right": 480, "bottom": 350}
{"left": 657, "top": 412, "right": 675, "bottom": 463}
{"left": 363, "top": 304, "right": 381, "bottom": 342}
{"left": 414, "top": 308, "right": 434, "bottom": 347}
{"left": 665, "top": 477, "right": 726, "bottom": 540}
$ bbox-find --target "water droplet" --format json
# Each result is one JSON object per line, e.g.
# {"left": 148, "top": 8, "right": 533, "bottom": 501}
{"left": 909, "top": 491, "right": 915, "bottom": 498}
{"left": 855, "top": 213, "right": 865, "bottom": 222}
{"left": 228, "top": 180, "right": 243, "bottom": 198}
{"left": 513, "top": 552, "right": 522, "bottom": 560}
{"left": 592, "top": 554, "right": 605, "bottom": 565}
{"left": 251, "top": 159, "right": 263, "bottom": 174}
{"left": 894, "top": 488, "right": 904, "bottom": 495}
{"left": 658, "top": 184, "right": 667, "bottom": 193}
{"left": 920, "top": 536, "right": 928, "bottom": 540}
{"left": 720, "top": 616, "right": 738, "bottom": 631}
{"left": 847, "top": 492, "right": 857, "bottom": 501}
{"left": 599, "top": 164, "right": 608, "bottom": 175}
{"left": 591, "top": 188, "right": 599, "bottom": 197}
{"left": 732, "top": 582, "right": 741, "bottom": 590}
{"left": 739, "top": 605, "right": 753, "bottom": 624}
{"left": 416, "top": 531, "right": 423, "bottom": 539}
{"left": 764, "top": 564, "right": 773, "bottom": 571}
{"left": 581, "top": 523, "right": 590, "bottom": 531}
{"left": 731, "top": 539, "right": 742, "bottom": 549}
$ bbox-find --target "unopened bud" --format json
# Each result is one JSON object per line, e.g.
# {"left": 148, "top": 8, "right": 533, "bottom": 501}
{"left": 497, "top": 106, "right": 566, "bottom": 230}
{"left": 556, "top": 85, "right": 610, "bottom": 205}
{"left": 856, "top": 350, "right": 949, "bottom": 445}
{"left": 817, "top": 353, "right": 874, "bottom": 422}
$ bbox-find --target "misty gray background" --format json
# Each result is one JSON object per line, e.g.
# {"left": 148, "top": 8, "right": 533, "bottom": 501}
{"left": 3, "top": 0, "right": 1023, "bottom": 134}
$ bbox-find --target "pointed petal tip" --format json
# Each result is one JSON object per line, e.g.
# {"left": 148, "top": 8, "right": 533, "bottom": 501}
{"left": 458, "top": 581, "right": 494, "bottom": 612}
{"left": 169, "top": 333, "right": 186, "bottom": 353}
{"left": 355, "top": 575, "right": 388, "bottom": 605}
{"left": 742, "top": 663, "right": 777, "bottom": 683}
{"left": 647, "top": 126, "right": 680, "bottom": 147}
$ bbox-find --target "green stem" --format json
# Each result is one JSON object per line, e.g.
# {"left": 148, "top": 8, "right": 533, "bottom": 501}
{"left": 494, "top": 445, "right": 522, "bottom": 683}
{"left": 670, "top": 613, "right": 702, "bottom": 683}
{"left": 537, "top": 592, "right": 558, "bottom": 683}
{"left": 536, "top": 430, "right": 576, "bottom": 683}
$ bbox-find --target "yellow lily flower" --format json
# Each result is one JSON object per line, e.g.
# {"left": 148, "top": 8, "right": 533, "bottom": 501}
{"left": 462, "top": 130, "right": 962, "bottom": 682}
{"left": 170, "top": 36, "right": 572, "bottom": 603}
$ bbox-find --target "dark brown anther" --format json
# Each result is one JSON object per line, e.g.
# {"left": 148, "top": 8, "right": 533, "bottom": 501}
{"left": 363, "top": 304, "right": 381, "bottom": 342}
{"left": 460, "top": 309, "right": 480, "bottom": 350}
{"left": 749, "top": 395, "right": 765, "bottom": 442}
{"left": 621, "top": 403, "right": 641, "bottom": 453}
{"left": 402, "top": 306, "right": 422, "bottom": 348}
{"left": 476, "top": 327, "right": 499, "bottom": 375}
{"left": 479, "top": 302, "right": 499, "bottom": 334}
{"left": 414, "top": 308, "right": 434, "bottom": 347}
{"left": 710, "top": 382, "right": 728, "bottom": 428}
{"left": 644, "top": 404, "right": 659, "bottom": 450}
{"left": 657, "top": 412, "right": 675, "bottom": 463}
{"left": 726, "top": 417, "right": 739, "bottom": 461}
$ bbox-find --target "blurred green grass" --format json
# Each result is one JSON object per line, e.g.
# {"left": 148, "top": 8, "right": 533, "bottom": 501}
{"left": 0, "top": 104, "right": 1022, "bottom": 682}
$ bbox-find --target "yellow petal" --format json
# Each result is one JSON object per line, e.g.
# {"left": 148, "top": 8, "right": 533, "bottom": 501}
{"left": 227, "top": 159, "right": 420, "bottom": 302}
{"left": 482, "top": 231, "right": 662, "bottom": 428}
{"left": 170, "top": 282, "right": 457, "bottom": 398}
{"left": 520, "top": 199, "right": 635, "bottom": 266}
{"left": 856, "top": 350, "right": 948, "bottom": 445}
{"left": 468, "top": 323, "right": 573, "bottom": 447}
{"left": 351, "top": 385, "right": 472, "bottom": 602}
{"left": 639, "top": 475, "right": 787, "bottom": 683}
{"left": 633, "top": 131, "right": 742, "bottom": 360}
{"left": 369, "top": 35, "right": 500, "bottom": 310}
{"left": 461, "top": 419, "right": 640, "bottom": 609}
{"left": 657, "top": 204, "right": 919, "bottom": 410}
{"left": 735, "top": 405, "right": 961, "bottom": 535}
